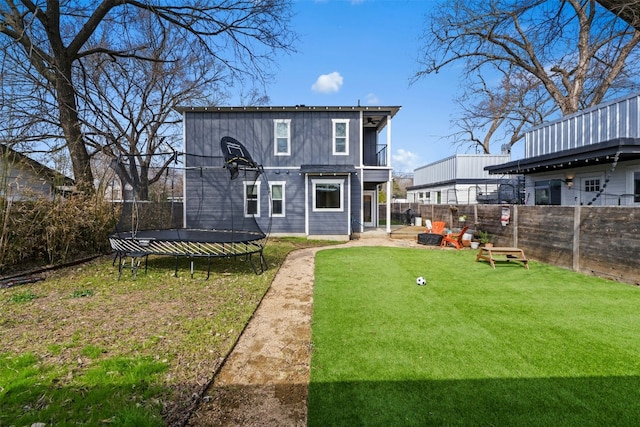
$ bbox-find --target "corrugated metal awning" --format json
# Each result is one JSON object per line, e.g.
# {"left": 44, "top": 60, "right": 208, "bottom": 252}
{"left": 486, "top": 138, "right": 640, "bottom": 175}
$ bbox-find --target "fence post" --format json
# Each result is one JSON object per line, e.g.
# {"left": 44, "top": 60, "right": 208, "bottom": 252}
{"left": 573, "top": 205, "right": 581, "bottom": 272}
{"left": 513, "top": 205, "right": 518, "bottom": 247}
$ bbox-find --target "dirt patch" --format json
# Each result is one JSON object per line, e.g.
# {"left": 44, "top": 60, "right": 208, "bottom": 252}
{"left": 187, "top": 237, "right": 419, "bottom": 426}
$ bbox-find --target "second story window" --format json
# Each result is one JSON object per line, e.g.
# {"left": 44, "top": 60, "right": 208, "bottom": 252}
{"left": 274, "top": 119, "right": 291, "bottom": 156}
{"left": 332, "top": 119, "right": 349, "bottom": 155}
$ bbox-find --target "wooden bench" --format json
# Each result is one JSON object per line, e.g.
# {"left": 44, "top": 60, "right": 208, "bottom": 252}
{"left": 476, "top": 247, "right": 529, "bottom": 269}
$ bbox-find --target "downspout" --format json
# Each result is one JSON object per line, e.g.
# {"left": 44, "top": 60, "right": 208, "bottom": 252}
{"left": 386, "top": 114, "right": 392, "bottom": 234}
{"left": 359, "top": 111, "right": 364, "bottom": 233}
{"left": 348, "top": 173, "right": 352, "bottom": 237}
{"left": 304, "top": 172, "right": 309, "bottom": 237}
{"left": 182, "top": 113, "right": 187, "bottom": 228}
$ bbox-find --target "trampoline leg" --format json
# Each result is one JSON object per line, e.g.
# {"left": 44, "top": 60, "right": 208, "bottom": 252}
{"left": 206, "top": 257, "right": 211, "bottom": 280}
{"left": 174, "top": 256, "right": 179, "bottom": 277}
{"left": 131, "top": 256, "right": 138, "bottom": 279}
{"left": 190, "top": 258, "right": 194, "bottom": 279}
{"left": 260, "top": 251, "right": 268, "bottom": 272}
{"left": 249, "top": 254, "right": 256, "bottom": 274}
{"left": 249, "top": 252, "right": 267, "bottom": 275}
{"left": 118, "top": 257, "right": 124, "bottom": 280}
{"left": 131, "top": 255, "right": 146, "bottom": 279}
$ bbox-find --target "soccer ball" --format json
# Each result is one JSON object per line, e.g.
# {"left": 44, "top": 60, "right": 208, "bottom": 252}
{"left": 416, "top": 276, "right": 426, "bottom": 286}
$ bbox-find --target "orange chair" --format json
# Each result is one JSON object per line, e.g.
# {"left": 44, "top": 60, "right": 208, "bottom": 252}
{"left": 429, "top": 221, "right": 446, "bottom": 235}
{"left": 441, "top": 226, "right": 469, "bottom": 249}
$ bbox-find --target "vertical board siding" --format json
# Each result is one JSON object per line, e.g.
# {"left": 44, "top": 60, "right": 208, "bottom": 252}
{"left": 183, "top": 108, "right": 378, "bottom": 238}
{"left": 413, "top": 155, "right": 511, "bottom": 185}
{"left": 526, "top": 92, "right": 640, "bottom": 158}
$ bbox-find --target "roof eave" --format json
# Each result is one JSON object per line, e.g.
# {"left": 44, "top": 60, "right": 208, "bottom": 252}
{"left": 486, "top": 138, "right": 640, "bottom": 175}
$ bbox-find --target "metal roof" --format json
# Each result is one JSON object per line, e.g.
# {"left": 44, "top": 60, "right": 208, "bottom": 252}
{"left": 176, "top": 105, "right": 401, "bottom": 117}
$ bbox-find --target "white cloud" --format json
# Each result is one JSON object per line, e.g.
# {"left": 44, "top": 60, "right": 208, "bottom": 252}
{"left": 311, "top": 72, "right": 344, "bottom": 94}
{"left": 365, "top": 93, "right": 379, "bottom": 105}
{"left": 392, "top": 148, "right": 420, "bottom": 173}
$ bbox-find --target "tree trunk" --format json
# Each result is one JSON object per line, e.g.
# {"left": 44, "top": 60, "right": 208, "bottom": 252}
{"left": 54, "top": 67, "right": 94, "bottom": 194}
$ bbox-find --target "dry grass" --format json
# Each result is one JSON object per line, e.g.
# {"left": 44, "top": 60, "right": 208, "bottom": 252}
{"left": 0, "top": 238, "right": 332, "bottom": 425}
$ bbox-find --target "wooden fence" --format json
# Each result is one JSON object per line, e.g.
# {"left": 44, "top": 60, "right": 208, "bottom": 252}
{"left": 388, "top": 203, "right": 640, "bottom": 286}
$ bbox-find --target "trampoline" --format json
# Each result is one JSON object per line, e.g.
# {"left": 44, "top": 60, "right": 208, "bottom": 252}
{"left": 110, "top": 229, "right": 267, "bottom": 278}
{"left": 109, "top": 136, "right": 270, "bottom": 278}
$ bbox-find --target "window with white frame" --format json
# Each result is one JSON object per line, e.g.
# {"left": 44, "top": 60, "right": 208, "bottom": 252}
{"left": 313, "top": 179, "right": 344, "bottom": 211}
{"left": 274, "top": 119, "right": 291, "bottom": 156}
{"left": 332, "top": 119, "right": 349, "bottom": 155}
{"left": 270, "top": 182, "right": 285, "bottom": 217}
{"left": 634, "top": 172, "right": 640, "bottom": 203}
{"left": 244, "top": 181, "right": 261, "bottom": 217}
{"left": 584, "top": 178, "right": 601, "bottom": 193}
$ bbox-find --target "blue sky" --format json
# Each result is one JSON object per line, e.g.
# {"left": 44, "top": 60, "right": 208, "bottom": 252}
{"left": 253, "top": 0, "right": 521, "bottom": 173}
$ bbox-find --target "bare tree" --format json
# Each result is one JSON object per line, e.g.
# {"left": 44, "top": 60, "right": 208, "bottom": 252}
{"left": 452, "top": 67, "right": 554, "bottom": 154}
{"left": 0, "top": 1, "right": 295, "bottom": 193}
{"left": 415, "top": 0, "right": 640, "bottom": 152}
{"left": 79, "top": 10, "right": 226, "bottom": 200}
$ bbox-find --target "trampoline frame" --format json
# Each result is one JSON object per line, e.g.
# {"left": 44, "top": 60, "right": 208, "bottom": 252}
{"left": 109, "top": 229, "right": 268, "bottom": 279}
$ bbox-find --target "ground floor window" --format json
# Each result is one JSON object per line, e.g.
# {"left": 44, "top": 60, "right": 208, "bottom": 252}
{"left": 244, "top": 181, "right": 260, "bottom": 216}
{"left": 584, "top": 178, "right": 601, "bottom": 193}
{"left": 635, "top": 172, "right": 640, "bottom": 203}
{"left": 534, "top": 179, "right": 562, "bottom": 205}
{"left": 312, "top": 179, "right": 344, "bottom": 211}
{"left": 270, "top": 182, "right": 285, "bottom": 217}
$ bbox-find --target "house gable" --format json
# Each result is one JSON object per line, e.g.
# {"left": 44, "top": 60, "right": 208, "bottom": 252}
{"left": 0, "top": 144, "right": 74, "bottom": 200}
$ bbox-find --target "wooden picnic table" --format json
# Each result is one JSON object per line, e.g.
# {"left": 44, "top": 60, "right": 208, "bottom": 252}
{"left": 476, "top": 246, "right": 529, "bottom": 269}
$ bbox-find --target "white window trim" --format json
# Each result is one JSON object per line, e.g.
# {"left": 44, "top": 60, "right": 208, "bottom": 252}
{"left": 244, "top": 181, "right": 261, "bottom": 217}
{"left": 269, "top": 181, "right": 286, "bottom": 217}
{"left": 274, "top": 119, "right": 291, "bottom": 156}
{"left": 332, "top": 119, "right": 349, "bottom": 156}
{"left": 312, "top": 178, "right": 344, "bottom": 212}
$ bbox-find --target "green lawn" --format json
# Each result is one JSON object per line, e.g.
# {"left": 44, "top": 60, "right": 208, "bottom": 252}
{"left": 309, "top": 247, "right": 640, "bottom": 426}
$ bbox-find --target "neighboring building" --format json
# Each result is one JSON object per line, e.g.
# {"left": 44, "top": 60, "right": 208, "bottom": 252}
{"left": 0, "top": 144, "right": 74, "bottom": 200}
{"left": 407, "top": 154, "right": 520, "bottom": 205}
{"left": 178, "top": 105, "right": 401, "bottom": 240}
{"left": 487, "top": 92, "right": 640, "bottom": 206}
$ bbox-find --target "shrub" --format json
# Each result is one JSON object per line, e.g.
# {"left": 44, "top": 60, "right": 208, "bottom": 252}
{"left": 0, "top": 193, "right": 119, "bottom": 272}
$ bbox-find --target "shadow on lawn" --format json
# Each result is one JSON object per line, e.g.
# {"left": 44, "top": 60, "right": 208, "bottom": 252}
{"left": 308, "top": 375, "right": 640, "bottom": 426}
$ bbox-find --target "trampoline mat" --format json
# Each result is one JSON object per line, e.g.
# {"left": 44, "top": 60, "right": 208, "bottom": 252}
{"left": 112, "top": 228, "right": 266, "bottom": 244}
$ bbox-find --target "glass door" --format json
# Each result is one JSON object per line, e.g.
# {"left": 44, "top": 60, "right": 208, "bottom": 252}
{"left": 363, "top": 191, "right": 375, "bottom": 227}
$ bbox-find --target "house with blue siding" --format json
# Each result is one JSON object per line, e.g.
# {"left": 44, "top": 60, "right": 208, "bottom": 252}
{"left": 177, "top": 105, "right": 400, "bottom": 240}
{"left": 487, "top": 92, "right": 640, "bottom": 206}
